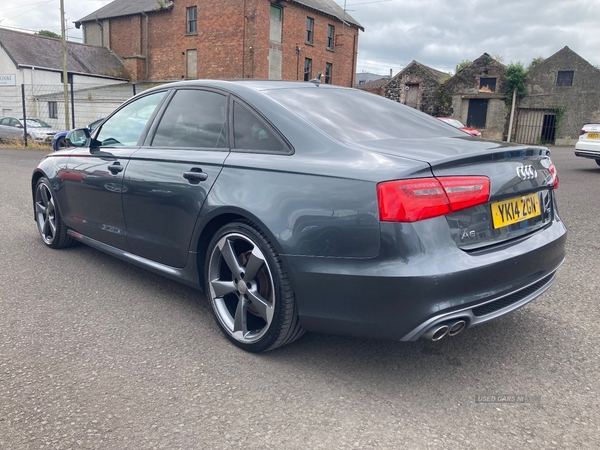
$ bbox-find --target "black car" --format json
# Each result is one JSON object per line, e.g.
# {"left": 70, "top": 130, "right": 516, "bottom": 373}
{"left": 31, "top": 80, "right": 566, "bottom": 352}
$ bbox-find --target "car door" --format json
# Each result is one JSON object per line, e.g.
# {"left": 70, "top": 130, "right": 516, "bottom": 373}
{"left": 61, "top": 91, "right": 168, "bottom": 250}
{"left": 0, "top": 117, "right": 24, "bottom": 140}
{"left": 121, "top": 88, "right": 229, "bottom": 268}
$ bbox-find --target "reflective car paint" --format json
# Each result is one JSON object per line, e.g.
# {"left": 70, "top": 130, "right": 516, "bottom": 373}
{"left": 32, "top": 80, "right": 566, "bottom": 345}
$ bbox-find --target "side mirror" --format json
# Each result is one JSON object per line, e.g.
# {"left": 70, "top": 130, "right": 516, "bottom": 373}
{"left": 66, "top": 128, "right": 91, "bottom": 147}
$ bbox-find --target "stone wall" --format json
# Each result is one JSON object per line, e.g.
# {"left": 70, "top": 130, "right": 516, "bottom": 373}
{"left": 520, "top": 46, "right": 600, "bottom": 144}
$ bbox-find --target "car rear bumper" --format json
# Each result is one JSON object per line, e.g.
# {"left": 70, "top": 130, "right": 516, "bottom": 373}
{"left": 575, "top": 141, "right": 600, "bottom": 159}
{"left": 283, "top": 217, "right": 567, "bottom": 341}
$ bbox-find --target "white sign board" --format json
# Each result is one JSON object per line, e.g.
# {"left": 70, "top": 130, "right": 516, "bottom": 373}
{"left": 0, "top": 75, "right": 16, "bottom": 86}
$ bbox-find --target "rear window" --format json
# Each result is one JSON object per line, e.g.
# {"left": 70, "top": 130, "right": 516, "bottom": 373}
{"left": 264, "top": 88, "right": 463, "bottom": 144}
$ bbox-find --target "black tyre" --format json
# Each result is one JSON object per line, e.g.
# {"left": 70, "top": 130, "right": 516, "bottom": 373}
{"left": 56, "top": 137, "right": 67, "bottom": 150}
{"left": 595, "top": 159, "right": 600, "bottom": 167}
{"left": 205, "top": 221, "right": 304, "bottom": 352}
{"left": 34, "top": 177, "right": 76, "bottom": 249}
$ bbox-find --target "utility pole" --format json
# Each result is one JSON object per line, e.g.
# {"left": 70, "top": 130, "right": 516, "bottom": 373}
{"left": 60, "top": 0, "right": 70, "bottom": 130}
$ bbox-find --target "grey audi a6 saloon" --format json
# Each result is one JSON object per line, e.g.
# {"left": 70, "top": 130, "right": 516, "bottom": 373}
{"left": 31, "top": 80, "right": 566, "bottom": 352}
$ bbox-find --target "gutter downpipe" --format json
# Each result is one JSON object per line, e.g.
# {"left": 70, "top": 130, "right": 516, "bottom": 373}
{"left": 242, "top": 0, "right": 246, "bottom": 78}
{"left": 507, "top": 88, "right": 517, "bottom": 142}
{"left": 142, "top": 12, "right": 149, "bottom": 80}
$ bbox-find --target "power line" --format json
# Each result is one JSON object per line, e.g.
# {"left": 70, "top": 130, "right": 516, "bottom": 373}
{"left": 7, "top": 0, "right": 55, "bottom": 21}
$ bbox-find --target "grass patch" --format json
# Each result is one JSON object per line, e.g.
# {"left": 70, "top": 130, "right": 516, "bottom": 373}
{"left": 0, "top": 138, "right": 52, "bottom": 151}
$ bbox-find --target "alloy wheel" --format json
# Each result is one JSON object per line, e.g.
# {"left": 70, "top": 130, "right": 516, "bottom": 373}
{"left": 35, "top": 182, "right": 57, "bottom": 245}
{"left": 207, "top": 233, "right": 275, "bottom": 344}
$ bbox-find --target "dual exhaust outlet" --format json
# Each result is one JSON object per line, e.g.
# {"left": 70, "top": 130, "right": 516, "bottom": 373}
{"left": 422, "top": 319, "right": 467, "bottom": 341}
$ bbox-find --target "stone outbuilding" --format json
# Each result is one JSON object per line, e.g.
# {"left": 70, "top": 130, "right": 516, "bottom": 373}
{"left": 442, "top": 53, "right": 508, "bottom": 140}
{"left": 514, "top": 46, "right": 600, "bottom": 145}
{"left": 384, "top": 60, "right": 450, "bottom": 115}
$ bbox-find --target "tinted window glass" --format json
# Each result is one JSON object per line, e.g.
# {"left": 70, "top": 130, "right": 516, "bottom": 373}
{"left": 95, "top": 92, "right": 166, "bottom": 147}
{"left": 152, "top": 90, "right": 228, "bottom": 149}
{"left": 266, "top": 88, "right": 464, "bottom": 143}
{"left": 0, "top": 118, "right": 9, "bottom": 125}
{"left": 233, "top": 102, "right": 284, "bottom": 152}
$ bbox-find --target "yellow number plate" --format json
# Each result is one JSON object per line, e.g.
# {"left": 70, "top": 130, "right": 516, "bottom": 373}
{"left": 587, "top": 132, "right": 599, "bottom": 139}
{"left": 491, "top": 193, "right": 541, "bottom": 229}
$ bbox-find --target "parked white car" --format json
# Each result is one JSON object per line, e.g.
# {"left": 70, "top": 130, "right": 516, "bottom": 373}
{"left": 574, "top": 123, "right": 600, "bottom": 167}
{"left": 0, "top": 117, "right": 58, "bottom": 143}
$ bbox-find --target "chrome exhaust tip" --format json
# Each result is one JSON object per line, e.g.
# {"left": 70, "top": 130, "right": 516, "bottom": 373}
{"left": 423, "top": 324, "right": 449, "bottom": 341}
{"left": 448, "top": 320, "right": 466, "bottom": 337}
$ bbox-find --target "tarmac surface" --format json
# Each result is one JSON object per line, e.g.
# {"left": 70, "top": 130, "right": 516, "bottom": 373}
{"left": 0, "top": 147, "right": 598, "bottom": 449}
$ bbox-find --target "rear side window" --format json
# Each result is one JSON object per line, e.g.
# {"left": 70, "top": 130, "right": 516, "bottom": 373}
{"left": 233, "top": 102, "right": 285, "bottom": 152}
{"left": 265, "top": 88, "right": 464, "bottom": 144}
{"left": 152, "top": 90, "right": 228, "bottom": 149}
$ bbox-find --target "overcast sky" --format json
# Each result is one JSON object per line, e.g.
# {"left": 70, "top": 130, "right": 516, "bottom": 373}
{"left": 1, "top": 0, "right": 599, "bottom": 77}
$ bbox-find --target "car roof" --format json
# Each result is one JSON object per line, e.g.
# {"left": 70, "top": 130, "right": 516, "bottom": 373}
{"left": 143, "top": 79, "right": 352, "bottom": 96}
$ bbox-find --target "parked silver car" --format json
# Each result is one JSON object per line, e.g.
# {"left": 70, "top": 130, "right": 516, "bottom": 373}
{"left": 0, "top": 117, "right": 58, "bottom": 143}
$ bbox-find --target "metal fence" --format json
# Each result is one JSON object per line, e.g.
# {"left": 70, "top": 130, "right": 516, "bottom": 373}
{"left": 514, "top": 107, "right": 557, "bottom": 145}
{"left": 0, "top": 81, "right": 161, "bottom": 146}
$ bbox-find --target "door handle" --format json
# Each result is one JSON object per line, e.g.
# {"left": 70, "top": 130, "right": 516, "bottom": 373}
{"left": 183, "top": 169, "right": 208, "bottom": 183}
{"left": 108, "top": 162, "right": 124, "bottom": 174}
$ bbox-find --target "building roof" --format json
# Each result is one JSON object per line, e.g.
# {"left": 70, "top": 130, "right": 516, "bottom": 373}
{"left": 356, "top": 77, "right": 389, "bottom": 90}
{"left": 392, "top": 60, "right": 450, "bottom": 83}
{"left": 288, "top": 0, "right": 363, "bottom": 30}
{"left": 75, "top": 0, "right": 362, "bottom": 30}
{"left": 75, "top": 0, "right": 174, "bottom": 27}
{"left": 0, "top": 27, "right": 125, "bottom": 79}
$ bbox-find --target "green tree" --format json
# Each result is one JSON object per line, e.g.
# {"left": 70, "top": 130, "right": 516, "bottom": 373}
{"left": 505, "top": 62, "right": 527, "bottom": 104}
{"left": 527, "top": 57, "right": 545, "bottom": 71}
{"left": 35, "top": 30, "right": 61, "bottom": 39}
{"left": 454, "top": 60, "right": 472, "bottom": 74}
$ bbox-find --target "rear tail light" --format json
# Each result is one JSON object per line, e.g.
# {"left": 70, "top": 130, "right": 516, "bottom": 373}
{"left": 377, "top": 176, "right": 490, "bottom": 222}
{"left": 548, "top": 164, "right": 559, "bottom": 188}
{"left": 580, "top": 129, "right": 586, "bottom": 136}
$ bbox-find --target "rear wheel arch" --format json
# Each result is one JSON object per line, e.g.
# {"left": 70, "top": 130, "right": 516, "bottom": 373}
{"left": 194, "top": 210, "right": 286, "bottom": 291}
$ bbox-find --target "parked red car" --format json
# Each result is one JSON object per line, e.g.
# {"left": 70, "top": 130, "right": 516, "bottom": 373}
{"left": 437, "top": 117, "right": 482, "bottom": 137}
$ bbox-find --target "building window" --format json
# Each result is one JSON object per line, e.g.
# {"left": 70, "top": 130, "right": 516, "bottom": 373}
{"left": 325, "top": 63, "right": 332, "bottom": 84}
{"left": 187, "top": 7, "right": 197, "bottom": 33}
{"left": 327, "top": 25, "right": 335, "bottom": 50}
{"left": 479, "top": 77, "right": 496, "bottom": 92}
{"left": 306, "top": 17, "right": 314, "bottom": 44}
{"left": 304, "top": 58, "right": 312, "bottom": 81}
{"left": 270, "top": 5, "right": 282, "bottom": 43}
{"left": 557, "top": 71, "right": 574, "bottom": 86}
{"left": 48, "top": 101, "right": 58, "bottom": 119}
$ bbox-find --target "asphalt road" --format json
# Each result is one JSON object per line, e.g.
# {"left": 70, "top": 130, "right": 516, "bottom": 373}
{"left": 1, "top": 147, "right": 598, "bottom": 449}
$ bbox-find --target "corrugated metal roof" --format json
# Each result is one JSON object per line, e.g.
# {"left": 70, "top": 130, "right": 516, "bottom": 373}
{"left": 75, "top": 0, "right": 173, "bottom": 26}
{"left": 0, "top": 27, "right": 125, "bottom": 79}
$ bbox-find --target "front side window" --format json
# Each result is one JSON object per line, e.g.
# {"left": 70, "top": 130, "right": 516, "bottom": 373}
{"left": 304, "top": 58, "right": 312, "bottom": 81}
{"left": 95, "top": 91, "right": 166, "bottom": 147}
{"left": 325, "top": 63, "right": 332, "bottom": 84}
{"left": 306, "top": 17, "right": 314, "bottom": 44}
{"left": 187, "top": 7, "right": 197, "bottom": 33}
{"left": 327, "top": 25, "right": 335, "bottom": 49}
{"left": 233, "top": 102, "right": 284, "bottom": 152}
{"left": 152, "top": 90, "right": 227, "bottom": 149}
{"left": 557, "top": 71, "right": 574, "bottom": 86}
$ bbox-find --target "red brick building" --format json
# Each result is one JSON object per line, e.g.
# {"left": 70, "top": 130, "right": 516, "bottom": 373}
{"left": 75, "top": 0, "right": 363, "bottom": 86}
